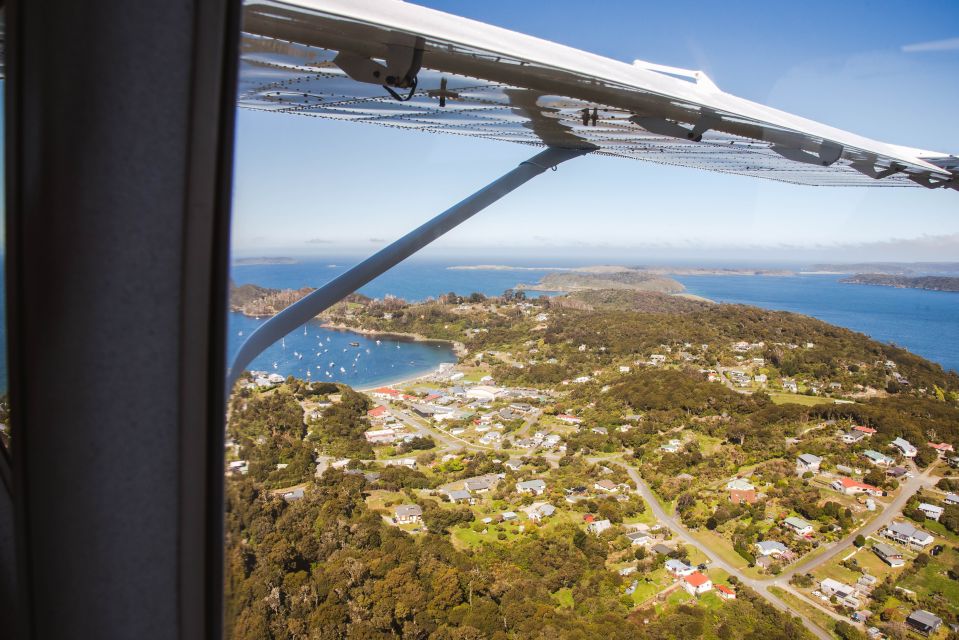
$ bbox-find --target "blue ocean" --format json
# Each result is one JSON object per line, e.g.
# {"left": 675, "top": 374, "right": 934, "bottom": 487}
{"left": 0, "top": 259, "right": 956, "bottom": 393}
{"left": 230, "top": 259, "right": 959, "bottom": 378}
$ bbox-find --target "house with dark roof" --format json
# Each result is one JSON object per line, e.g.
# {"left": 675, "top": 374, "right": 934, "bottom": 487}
{"left": 755, "top": 540, "right": 789, "bottom": 557}
{"left": 883, "top": 521, "right": 933, "bottom": 548}
{"left": 871, "top": 542, "right": 904, "bottom": 567}
{"left": 394, "top": 504, "right": 423, "bottom": 524}
{"left": 906, "top": 610, "right": 942, "bottom": 636}
{"left": 516, "top": 479, "right": 547, "bottom": 495}
{"left": 796, "top": 453, "right": 822, "bottom": 474}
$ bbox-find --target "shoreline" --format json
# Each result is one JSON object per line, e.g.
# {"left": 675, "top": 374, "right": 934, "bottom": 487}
{"left": 321, "top": 321, "right": 468, "bottom": 358}
{"left": 354, "top": 367, "right": 442, "bottom": 392}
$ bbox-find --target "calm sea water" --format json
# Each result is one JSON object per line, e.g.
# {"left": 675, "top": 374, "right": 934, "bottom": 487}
{"left": 225, "top": 260, "right": 556, "bottom": 387}
{"left": 0, "top": 260, "right": 955, "bottom": 394}
{"left": 675, "top": 273, "right": 959, "bottom": 373}
{"left": 227, "top": 315, "right": 455, "bottom": 390}
{"left": 231, "top": 260, "right": 959, "bottom": 374}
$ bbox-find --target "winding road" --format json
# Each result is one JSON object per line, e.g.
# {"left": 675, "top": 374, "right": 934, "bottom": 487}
{"left": 361, "top": 401, "right": 940, "bottom": 640}
{"left": 618, "top": 459, "right": 938, "bottom": 640}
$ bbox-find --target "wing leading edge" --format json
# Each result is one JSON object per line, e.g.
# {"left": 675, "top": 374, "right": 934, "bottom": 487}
{"left": 238, "top": 0, "right": 958, "bottom": 190}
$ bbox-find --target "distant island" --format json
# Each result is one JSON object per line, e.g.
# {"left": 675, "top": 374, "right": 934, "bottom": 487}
{"left": 810, "top": 262, "right": 959, "bottom": 275}
{"left": 233, "top": 256, "right": 298, "bottom": 265}
{"left": 517, "top": 269, "right": 684, "bottom": 293}
{"left": 449, "top": 264, "right": 794, "bottom": 276}
{"left": 633, "top": 266, "right": 795, "bottom": 276}
{"left": 447, "top": 264, "right": 571, "bottom": 271}
{"left": 840, "top": 273, "right": 959, "bottom": 292}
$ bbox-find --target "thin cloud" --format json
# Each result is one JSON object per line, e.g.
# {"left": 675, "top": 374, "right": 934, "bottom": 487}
{"left": 901, "top": 37, "right": 959, "bottom": 53}
{"left": 305, "top": 238, "right": 333, "bottom": 244}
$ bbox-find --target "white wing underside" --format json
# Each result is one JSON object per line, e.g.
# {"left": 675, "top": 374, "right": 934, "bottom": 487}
{"left": 238, "top": 0, "right": 958, "bottom": 190}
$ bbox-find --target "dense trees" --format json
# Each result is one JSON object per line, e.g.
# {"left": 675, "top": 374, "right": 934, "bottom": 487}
{"left": 225, "top": 454, "right": 815, "bottom": 639}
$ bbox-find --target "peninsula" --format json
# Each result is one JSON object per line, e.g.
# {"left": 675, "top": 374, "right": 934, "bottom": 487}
{"left": 840, "top": 273, "right": 959, "bottom": 292}
{"left": 517, "top": 270, "right": 684, "bottom": 293}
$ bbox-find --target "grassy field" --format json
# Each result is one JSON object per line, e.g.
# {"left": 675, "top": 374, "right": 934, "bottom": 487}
{"left": 853, "top": 543, "right": 904, "bottom": 580}
{"left": 898, "top": 545, "right": 959, "bottom": 617}
{"left": 688, "top": 529, "right": 750, "bottom": 571}
{"left": 623, "top": 508, "right": 658, "bottom": 526}
{"left": 364, "top": 489, "right": 408, "bottom": 513}
{"left": 924, "top": 518, "right": 959, "bottom": 544}
{"left": 630, "top": 568, "right": 675, "bottom": 606}
{"left": 768, "top": 392, "right": 838, "bottom": 407}
{"left": 769, "top": 586, "right": 839, "bottom": 639}
{"left": 811, "top": 556, "right": 862, "bottom": 585}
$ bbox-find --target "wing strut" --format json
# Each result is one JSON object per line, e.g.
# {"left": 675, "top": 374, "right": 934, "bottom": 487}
{"left": 227, "top": 146, "right": 591, "bottom": 390}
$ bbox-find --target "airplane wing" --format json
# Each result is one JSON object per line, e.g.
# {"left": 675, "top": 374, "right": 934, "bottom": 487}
{"left": 238, "top": 0, "right": 958, "bottom": 190}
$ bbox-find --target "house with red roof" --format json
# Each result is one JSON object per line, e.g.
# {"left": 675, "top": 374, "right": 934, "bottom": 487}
{"left": 831, "top": 477, "right": 883, "bottom": 497}
{"left": 929, "top": 442, "right": 955, "bottom": 457}
{"left": 681, "top": 571, "right": 713, "bottom": 596}
{"left": 370, "top": 387, "right": 401, "bottom": 400}
{"left": 715, "top": 584, "right": 736, "bottom": 600}
{"left": 367, "top": 405, "right": 390, "bottom": 419}
{"left": 852, "top": 425, "right": 876, "bottom": 435}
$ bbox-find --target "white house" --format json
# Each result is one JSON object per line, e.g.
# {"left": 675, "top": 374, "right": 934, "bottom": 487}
{"left": 796, "top": 453, "right": 822, "bottom": 474}
{"left": 918, "top": 503, "right": 944, "bottom": 521}
{"left": 890, "top": 437, "right": 917, "bottom": 458}
{"left": 516, "top": 479, "right": 547, "bottom": 495}
{"left": 587, "top": 519, "right": 611, "bottom": 535}
{"left": 872, "top": 542, "right": 905, "bottom": 567}
{"left": 626, "top": 531, "right": 651, "bottom": 546}
{"left": 755, "top": 540, "right": 789, "bottom": 557}
{"left": 594, "top": 479, "right": 618, "bottom": 493}
{"left": 783, "top": 516, "right": 813, "bottom": 536}
{"left": 820, "top": 578, "right": 855, "bottom": 599}
{"left": 681, "top": 572, "right": 713, "bottom": 597}
{"left": 523, "top": 502, "right": 556, "bottom": 522}
{"left": 831, "top": 477, "right": 883, "bottom": 497}
{"left": 863, "top": 449, "right": 894, "bottom": 467}
{"left": 445, "top": 489, "right": 474, "bottom": 505}
{"left": 394, "top": 504, "right": 423, "bottom": 524}
{"left": 661, "top": 439, "right": 682, "bottom": 453}
{"left": 665, "top": 559, "right": 694, "bottom": 577}
{"left": 841, "top": 431, "right": 866, "bottom": 444}
{"left": 466, "top": 385, "right": 503, "bottom": 401}
{"left": 364, "top": 428, "right": 397, "bottom": 444}
{"left": 883, "top": 521, "right": 933, "bottom": 548}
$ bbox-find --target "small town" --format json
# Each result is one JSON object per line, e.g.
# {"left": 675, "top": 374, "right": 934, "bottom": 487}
{"left": 225, "top": 292, "right": 959, "bottom": 640}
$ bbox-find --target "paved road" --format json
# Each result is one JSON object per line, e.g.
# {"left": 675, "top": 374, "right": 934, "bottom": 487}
{"left": 364, "top": 404, "right": 939, "bottom": 640}
{"left": 618, "top": 462, "right": 832, "bottom": 640}
{"left": 776, "top": 461, "right": 935, "bottom": 582}
{"left": 618, "top": 458, "right": 940, "bottom": 640}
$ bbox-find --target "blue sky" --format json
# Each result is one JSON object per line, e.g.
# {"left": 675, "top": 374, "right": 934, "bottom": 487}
{"left": 230, "top": 0, "right": 959, "bottom": 263}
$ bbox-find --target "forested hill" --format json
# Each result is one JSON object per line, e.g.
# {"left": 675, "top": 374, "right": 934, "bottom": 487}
{"left": 840, "top": 273, "right": 959, "bottom": 292}
{"left": 330, "top": 291, "right": 959, "bottom": 396}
